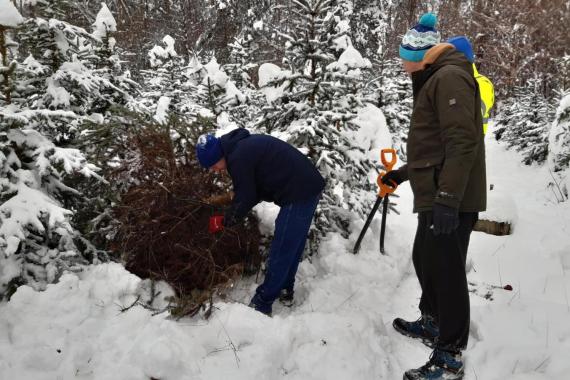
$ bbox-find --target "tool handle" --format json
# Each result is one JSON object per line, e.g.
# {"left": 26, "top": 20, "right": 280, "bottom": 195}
{"left": 381, "top": 148, "right": 397, "bottom": 171}
{"left": 353, "top": 196, "right": 383, "bottom": 254}
{"left": 377, "top": 173, "right": 397, "bottom": 197}
{"left": 377, "top": 148, "right": 398, "bottom": 198}
{"left": 380, "top": 196, "right": 388, "bottom": 254}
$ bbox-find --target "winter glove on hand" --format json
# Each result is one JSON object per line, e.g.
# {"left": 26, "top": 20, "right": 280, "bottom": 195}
{"left": 381, "top": 170, "right": 406, "bottom": 187}
{"left": 203, "top": 191, "right": 234, "bottom": 206}
{"left": 208, "top": 215, "right": 224, "bottom": 234}
{"left": 432, "top": 203, "right": 459, "bottom": 235}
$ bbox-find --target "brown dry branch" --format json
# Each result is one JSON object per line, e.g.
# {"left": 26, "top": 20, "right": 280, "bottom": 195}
{"left": 111, "top": 126, "right": 261, "bottom": 318}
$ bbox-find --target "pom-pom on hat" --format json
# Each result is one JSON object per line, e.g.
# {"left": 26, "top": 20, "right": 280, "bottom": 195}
{"left": 399, "top": 13, "right": 441, "bottom": 62}
{"left": 447, "top": 35, "right": 475, "bottom": 63}
{"left": 196, "top": 134, "right": 223, "bottom": 168}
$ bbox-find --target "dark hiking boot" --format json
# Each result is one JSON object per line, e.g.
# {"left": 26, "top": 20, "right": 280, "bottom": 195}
{"left": 278, "top": 289, "right": 294, "bottom": 307}
{"left": 249, "top": 295, "right": 272, "bottom": 317}
{"left": 404, "top": 349, "right": 464, "bottom": 380}
{"left": 393, "top": 315, "right": 439, "bottom": 348}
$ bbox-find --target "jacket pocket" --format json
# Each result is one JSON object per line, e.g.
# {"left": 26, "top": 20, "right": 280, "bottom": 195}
{"left": 408, "top": 157, "right": 443, "bottom": 206}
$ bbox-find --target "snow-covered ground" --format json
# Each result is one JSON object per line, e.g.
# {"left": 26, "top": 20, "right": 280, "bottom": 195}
{"left": 1, "top": 125, "right": 569, "bottom": 379}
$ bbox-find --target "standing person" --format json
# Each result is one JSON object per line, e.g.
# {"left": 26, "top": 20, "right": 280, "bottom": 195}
{"left": 381, "top": 13, "right": 486, "bottom": 380}
{"left": 448, "top": 35, "right": 495, "bottom": 135}
{"left": 196, "top": 128, "right": 325, "bottom": 316}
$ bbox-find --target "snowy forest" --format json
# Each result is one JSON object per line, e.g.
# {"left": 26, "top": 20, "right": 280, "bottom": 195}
{"left": 1, "top": 0, "right": 570, "bottom": 379}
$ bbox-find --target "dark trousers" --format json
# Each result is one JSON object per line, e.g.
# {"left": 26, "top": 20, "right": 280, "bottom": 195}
{"left": 251, "top": 194, "right": 320, "bottom": 314}
{"left": 413, "top": 211, "right": 478, "bottom": 351}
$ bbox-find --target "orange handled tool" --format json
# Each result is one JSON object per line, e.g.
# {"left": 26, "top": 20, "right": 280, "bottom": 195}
{"left": 353, "top": 148, "right": 398, "bottom": 255}
{"left": 377, "top": 148, "right": 398, "bottom": 198}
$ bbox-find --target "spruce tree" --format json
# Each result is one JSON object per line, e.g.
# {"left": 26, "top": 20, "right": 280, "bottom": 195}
{"left": 139, "top": 35, "right": 190, "bottom": 124}
{"left": 257, "top": 0, "right": 375, "bottom": 238}
{"left": 0, "top": 2, "right": 132, "bottom": 297}
{"left": 495, "top": 78, "right": 554, "bottom": 165}
{"left": 549, "top": 93, "right": 570, "bottom": 172}
{"left": 223, "top": 27, "right": 265, "bottom": 129}
{"left": 90, "top": 3, "right": 138, "bottom": 112}
{"left": 139, "top": 37, "right": 246, "bottom": 137}
{"left": 225, "top": 29, "right": 258, "bottom": 90}
{"left": 368, "top": 58, "right": 412, "bottom": 160}
{"left": 0, "top": 0, "right": 22, "bottom": 104}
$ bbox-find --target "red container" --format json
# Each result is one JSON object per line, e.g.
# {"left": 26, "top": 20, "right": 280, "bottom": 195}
{"left": 208, "top": 215, "right": 224, "bottom": 233}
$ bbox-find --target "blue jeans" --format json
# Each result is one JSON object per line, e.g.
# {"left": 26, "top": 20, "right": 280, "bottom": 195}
{"left": 251, "top": 194, "right": 320, "bottom": 314}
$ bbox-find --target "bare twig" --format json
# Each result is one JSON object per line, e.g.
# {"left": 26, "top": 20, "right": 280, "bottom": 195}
{"left": 214, "top": 314, "right": 240, "bottom": 368}
{"left": 117, "top": 295, "right": 141, "bottom": 313}
{"left": 534, "top": 356, "right": 550, "bottom": 372}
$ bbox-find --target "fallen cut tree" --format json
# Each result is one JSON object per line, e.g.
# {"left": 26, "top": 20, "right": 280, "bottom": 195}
{"left": 110, "top": 124, "right": 261, "bottom": 317}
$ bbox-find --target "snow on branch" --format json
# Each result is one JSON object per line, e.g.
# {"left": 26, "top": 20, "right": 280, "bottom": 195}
{"left": 92, "top": 3, "right": 117, "bottom": 41}
{"left": 0, "top": 0, "right": 24, "bottom": 28}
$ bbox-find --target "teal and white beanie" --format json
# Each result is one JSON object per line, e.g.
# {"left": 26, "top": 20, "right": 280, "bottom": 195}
{"left": 399, "top": 13, "right": 440, "bottom": 62}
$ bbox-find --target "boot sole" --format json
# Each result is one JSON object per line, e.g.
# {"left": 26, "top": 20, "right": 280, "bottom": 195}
{"left": 279, "top": 300, "right": 294, "bottom": 307}
{"left": 403, "top": 369, "right": 464, "bottom": 380}
{"left": 393, "top": 320, "right": 436, "bottom": 348}
{"left": 403, "top": 373, "right": 464, "bottom": 380}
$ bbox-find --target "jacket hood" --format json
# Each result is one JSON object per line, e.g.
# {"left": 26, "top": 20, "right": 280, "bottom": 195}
{"left": 411, "top": 43, "right": 473, "bottom": 98}
{"left": 424, "top": 43, "right": 473, "bottom": 75}
{"left": 220, "top": 128, "right": 250, "bottom": 156}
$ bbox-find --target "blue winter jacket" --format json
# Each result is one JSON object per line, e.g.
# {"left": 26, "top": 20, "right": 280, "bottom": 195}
{"left": 220, "top": 128, "right": 325, "bottom": 226}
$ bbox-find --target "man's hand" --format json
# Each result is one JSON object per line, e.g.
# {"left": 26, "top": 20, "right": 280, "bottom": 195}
{"left": 203, "top": 192, "right": 234, "bottom": 206}
{"left": 381, "top": 170, "right": 407, "bottom": 187}
{"left": 432, "top": 203, "right": 459, "bottom": 235}
{"left": 208, "top": 215, "right": 224, "bottom": 234}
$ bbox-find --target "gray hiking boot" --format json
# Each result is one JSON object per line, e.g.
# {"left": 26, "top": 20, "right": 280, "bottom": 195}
{"left": 278, "top": 289, "right": 294, "bottom": 307}
{"left": 404, "top": 349, "right": 464, "bottom": 380}
{"left": 393, "top": 315, "right": 439, "bottom": 348}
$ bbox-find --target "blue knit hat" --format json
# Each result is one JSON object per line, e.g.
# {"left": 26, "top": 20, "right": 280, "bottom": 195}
{"left": 196, "top": 134, "right": 223, "bottom": 168}
{"left": 448, "top": 36, "right": 475, "bottom": 63}
{"left": 399, "top": 13, "right": 441, "bottom": 62}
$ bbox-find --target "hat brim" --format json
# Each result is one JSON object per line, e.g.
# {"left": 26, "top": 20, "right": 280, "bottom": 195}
{"left": 399, "top": 46, "right": 429, "bottom": 62}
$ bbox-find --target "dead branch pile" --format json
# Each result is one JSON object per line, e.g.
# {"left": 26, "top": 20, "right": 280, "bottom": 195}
{"left": 111, "top": 127, "right": 261, "bottom": 316}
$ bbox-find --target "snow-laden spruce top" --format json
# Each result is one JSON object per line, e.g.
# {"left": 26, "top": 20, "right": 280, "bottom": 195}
{"left": 0, "top": 0, "right": 24, "bottom": 27}
{"left": 148, "top": 35, "right": 177, "bottom": 67}
{"left": 92, "top": 3, "right": 117, "bottom": 40}
{"left": 203, "top": 57, "right": 229, "bottom": 87}
{"left": 257, "top": 63, "right": 291, "bottom": 104}
{"left": 328, "top": 45, "right": 372, "bottom": 73}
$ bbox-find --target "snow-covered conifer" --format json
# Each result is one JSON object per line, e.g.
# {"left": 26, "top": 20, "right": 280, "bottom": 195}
{"left": 548, "top": 93, "right": 570, "bottom": 200}
{"left": 91, "top": 3, "right": 137, "bottom": 109}
{"left": 140, "top": 36, "right": 201, "bottom": 126}
{"left": 223, "top": 28, "right": 265, "bottom": 129}
{"left": 257, "top": 0, "right": 376, "bottom": 238}
{"left": 0, "top": 0, "right": 23, "bottom": 104}
{"left": 225, "top": 31, "right": 257, "bottom": 90}
{"left": 0, "top": 3, "right": 121, "bottom": 297}
{"left": 368, "top": 58, "right": 412, "bottom": 159}
{"left": 495, "top": 78, "right": 554, "bottom": 165}
{"left": 197, "top": 56, "right": 246, "bottom": 121}
{"left": 549, "top": 93, "right": 570, "bottom": 172}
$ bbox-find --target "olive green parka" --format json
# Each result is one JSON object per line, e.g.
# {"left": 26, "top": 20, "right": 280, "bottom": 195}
{"left": 398, "top": 44, "right": 487, "bottom": 212}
